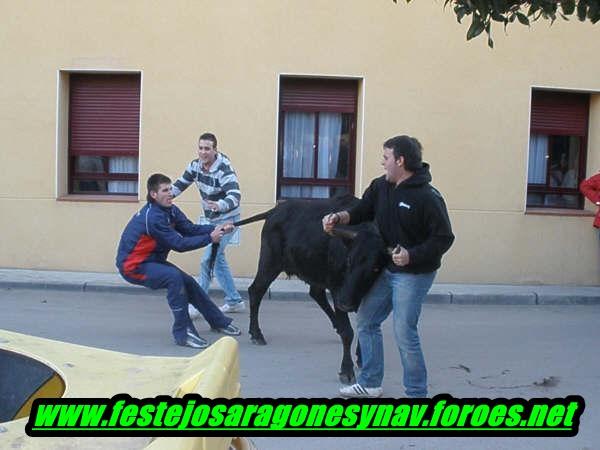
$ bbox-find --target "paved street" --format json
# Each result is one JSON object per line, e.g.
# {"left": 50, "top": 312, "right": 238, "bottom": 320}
{"left": 1, "top": 288, "right": 599, "bottom": 449}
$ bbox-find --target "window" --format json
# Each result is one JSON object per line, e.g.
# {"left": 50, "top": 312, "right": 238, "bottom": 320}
{"left": 68, "top": 73, "right": 140, "bottom": 195}
{"left": 277, "top": 77, "right": 357, "bottom": 199}
{"left": 527, "top": 90, "right": 589, "bottom": 209}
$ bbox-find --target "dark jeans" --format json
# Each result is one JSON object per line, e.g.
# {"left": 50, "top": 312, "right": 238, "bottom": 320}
{"left": 120, "top": 261, "right": 231, "bottom": 343}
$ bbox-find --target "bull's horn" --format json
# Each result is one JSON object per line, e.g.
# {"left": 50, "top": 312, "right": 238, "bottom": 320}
{"left": 331, "top": 227, "right": 358, "bottom": 240}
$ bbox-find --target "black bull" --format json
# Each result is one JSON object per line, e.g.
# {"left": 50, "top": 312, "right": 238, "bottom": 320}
{"left": 230, "top": 195, "right": 389, "bottom": 384}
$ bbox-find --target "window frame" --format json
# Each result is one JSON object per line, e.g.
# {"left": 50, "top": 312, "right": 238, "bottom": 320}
{"left": 66, "top": 72, "right": 141, "bottom": 197}
{"left": 526, "top": 89, "right": 590, "bottom": 210}
{"left": 276, "top": 77, "right": 358, "bottom": 200}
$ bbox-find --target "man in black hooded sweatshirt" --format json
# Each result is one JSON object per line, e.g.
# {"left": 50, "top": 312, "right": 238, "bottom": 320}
{"left": 323, "top": 135, "right": 454, "bottom": 398}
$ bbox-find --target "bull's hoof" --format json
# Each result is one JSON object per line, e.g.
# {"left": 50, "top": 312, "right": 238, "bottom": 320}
{"left": 338, "top": 371, "right": 356, "bottom": 385}
{"left": 251, "top": 336, "right": 267, "bottom": 345}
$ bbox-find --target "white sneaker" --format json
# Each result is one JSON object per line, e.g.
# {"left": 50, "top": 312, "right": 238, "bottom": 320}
{"left": 220, "top": 301, "right": 246, "bottom": 313}
{"left": 339, "top": 383, "right": 383, "bottom": 398}
{"left": 188, "top": 304, "right": 201, "bottom": 320}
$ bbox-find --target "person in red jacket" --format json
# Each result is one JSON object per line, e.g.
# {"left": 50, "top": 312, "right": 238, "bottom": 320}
{"left": 116, "top": 173, "right": 241, "bottom": 349}
{"left": 580, "top": 173, "right": 600, "bottom": 229}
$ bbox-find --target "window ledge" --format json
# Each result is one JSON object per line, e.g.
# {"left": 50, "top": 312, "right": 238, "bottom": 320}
{"left": 525, "top": 207, "right": 595, "bottom": 217}
{"left": 57, "top": 194, "right": 139, "bottom": 203}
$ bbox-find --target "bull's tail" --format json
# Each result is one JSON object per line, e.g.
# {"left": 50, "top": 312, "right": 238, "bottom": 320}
{"left": 208, "top": 208, "right": 275, "bottom": 276}
{"left": 233, "top": 208, "right": 276, "bottom": 227}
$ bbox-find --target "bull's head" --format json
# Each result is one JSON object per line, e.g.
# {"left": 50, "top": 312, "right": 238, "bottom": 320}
{"left": 330, "top": 226, "right": 388, "bottom": 312}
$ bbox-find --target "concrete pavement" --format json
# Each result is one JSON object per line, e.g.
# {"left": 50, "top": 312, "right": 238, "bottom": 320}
{"left": 1, "top": 268, "right": 600, "bottom": 304}
{"left": 1, "top": 288, "right": 599, "bottom": 449}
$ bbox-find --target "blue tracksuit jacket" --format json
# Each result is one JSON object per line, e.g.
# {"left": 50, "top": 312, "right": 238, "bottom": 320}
{"left": 116, "top": 202, "right": 214, "bottom": 280}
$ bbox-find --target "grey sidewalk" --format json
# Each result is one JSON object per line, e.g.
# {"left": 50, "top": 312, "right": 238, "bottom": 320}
{"left": 1, "top": 268, "right": 600, "bottom": 305}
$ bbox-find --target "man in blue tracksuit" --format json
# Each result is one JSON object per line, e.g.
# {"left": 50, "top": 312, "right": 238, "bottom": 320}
{"left": 116, "top": 173, "right": 241, "bottom": 348}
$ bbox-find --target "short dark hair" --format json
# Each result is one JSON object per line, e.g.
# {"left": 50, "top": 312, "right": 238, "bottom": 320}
{"left": 198, "top": 132, "right": 218, "bottom": 149}
{"left": 383, "top": 135, "right": 423, "bottom": 172}
{"left": 146, "top": 173, "right": 171, "bottom": 202}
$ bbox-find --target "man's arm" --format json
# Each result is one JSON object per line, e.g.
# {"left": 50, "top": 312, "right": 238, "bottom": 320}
{"left": 214, "top": 169, "right": 241, "bottom": 212}
{"left": 405, "top": 192, "right": 454, "bottom": 266}
{"left": 171, "top": 160, "right": 196, "bottom": 198}
{"left": 172, "top": 206, "right": 215, "bottom": 236}
{"left": 148, "top": 214, "right": 212, "bottom": 253}
{"left": 580, "top": 174, "right": 600, "bottom": 205}
{"left": 322, "top": 180, "right": 377, "bottom": 234}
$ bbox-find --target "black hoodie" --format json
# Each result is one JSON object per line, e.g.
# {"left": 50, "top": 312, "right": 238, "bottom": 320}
{"left": 348, "top": 163, "right": 454, "bottom": 274}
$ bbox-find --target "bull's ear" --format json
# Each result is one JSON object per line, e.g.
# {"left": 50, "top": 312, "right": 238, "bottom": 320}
{"left": 330, "top": 227, "right": 358, "bottom": 241}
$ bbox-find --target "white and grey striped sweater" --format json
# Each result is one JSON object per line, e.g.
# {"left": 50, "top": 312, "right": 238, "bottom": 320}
{"left": 171, "top": 153, "right": 241, "bottom": 222}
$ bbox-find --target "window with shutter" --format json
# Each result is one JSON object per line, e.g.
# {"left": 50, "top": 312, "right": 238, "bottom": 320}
{"left": 277, "top": 77, "right": 358, "bottom": 200}
{"left": 526, "top": 89, "right": 589, "bottom": 209}
{"left": 68, "top": 73, "right": 141, "bottom": 195}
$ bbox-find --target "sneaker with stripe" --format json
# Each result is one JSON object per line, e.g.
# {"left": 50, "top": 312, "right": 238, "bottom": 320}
{"left": 176, "top": 331, "right": 208, "bottom": 349}
{"left": 339, "top": 383, "right": 383, "bottom": 398}
{"left": 211, "top": 323, "right": 241, "bottom": 336}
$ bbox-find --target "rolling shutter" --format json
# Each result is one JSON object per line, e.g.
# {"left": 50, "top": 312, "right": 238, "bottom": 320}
{"left": 530, "top": 90, "right": 589, "bottom": 136}
{"left": 69, "top": 74, "right": 141, "bottom": 156}
{"left": 280, "top": 78, "right": 357, "bottom": 113}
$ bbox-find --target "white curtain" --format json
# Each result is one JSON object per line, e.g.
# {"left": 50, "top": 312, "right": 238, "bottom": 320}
{"left": 527, "top": 134, "right": 548, "bottom": 184}
{"left": 281, "top": 112, "right": 315, "bottom": 198}
{"left": 108, "top": 156, "right": 138, "bottom": 193}
{"left": 313, "top": 112, "right": 343, "bottom": 198}
{"left": 281, "top": 112, "right": 343, "bottom": 199}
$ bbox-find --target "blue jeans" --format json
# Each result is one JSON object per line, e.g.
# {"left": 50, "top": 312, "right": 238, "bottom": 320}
{"left": 199, "top": 215, "right": 242, "bottom": 306}
{"left": 356, "top": 269, "right": 436, "bottom": 397}
{"left": 120, "top": 262, "right": 231, "bottom": 343}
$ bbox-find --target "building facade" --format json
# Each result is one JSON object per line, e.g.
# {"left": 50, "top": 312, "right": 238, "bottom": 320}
{"left": 2, "top": 0, "right": 599, "bottom": 284}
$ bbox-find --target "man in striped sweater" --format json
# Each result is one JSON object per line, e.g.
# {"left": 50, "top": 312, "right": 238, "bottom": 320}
{"left": 172, "top": 133, "right": 244, "bottom": 316}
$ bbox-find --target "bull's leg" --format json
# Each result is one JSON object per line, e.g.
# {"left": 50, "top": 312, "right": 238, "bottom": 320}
{"left": 333, "top": 307, "right": 356, "bottom": 385}
{"left": 308, "top": 285, "right": 337, "bottom": 329}
{"left": 311, "top": 287, "right": 356, "bottom": 384}
{"left": 248, "top": 268, "right": 280, "bottom": 346}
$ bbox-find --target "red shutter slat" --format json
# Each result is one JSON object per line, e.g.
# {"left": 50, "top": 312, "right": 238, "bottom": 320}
{"left": 531, "top": 90, "right": 589, "bottom": 136}
{"left": 69, "top": 74, "right": 141, "bottom": 155}
{"left": 281, "top": 78, "right": 357, "bottom": 112}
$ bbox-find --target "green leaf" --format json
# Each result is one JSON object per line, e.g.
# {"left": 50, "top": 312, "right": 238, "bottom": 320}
{"left": 491, "top": 11, "right": 506, "bottom": 22}
{"left": 588, "top": 0, "right": 600, "bottom": 22}
{"left": 455, "top": 5, "right": 469, "bottom": 23}
{"left": 561, "top": 0, "right": 576, "bottom": 15}
{"left": 517, "top": 12, "right": 530, "bottom": 25}
{"left": 492, "top": 0, "right": 508, "bottom": 14}
{"left": 467, "top": 15, "right": 486, "bottom": 40}
{"left": 577, "top": 0, "right": 588, "bottom": 21}
{"left": 473, "top": 0, "right": 490, "bottom": 16}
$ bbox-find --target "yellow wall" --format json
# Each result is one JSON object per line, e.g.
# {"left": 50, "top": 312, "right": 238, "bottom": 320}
{"left": 1, "top": 0, "right": 599, "bottom": 284}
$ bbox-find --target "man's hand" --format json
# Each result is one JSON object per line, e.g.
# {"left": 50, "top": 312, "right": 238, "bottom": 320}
{"left": 322, "top": 211, "right": 349, "bottom": 235}
{"left": 210, "top": 224, "right": 226, "bottom": 243}
{"left": 392, "top": 246, "right": 410, "bottom": 267}
{"left": 205, "top": 200, "right": 220, "bottom": 212}
{"left": 222, "top": 222, "right": 235, "bottom": 233}
{"left": 322, "top": 213, "right": 339, "bottom": 235}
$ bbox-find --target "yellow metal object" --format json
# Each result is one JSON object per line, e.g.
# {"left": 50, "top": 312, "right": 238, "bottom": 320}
{"left": 13, "top": 373, "right": 66, "bottom": 420}
{"left": 0, "top": 329, "right": 246, "bottom": 449}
